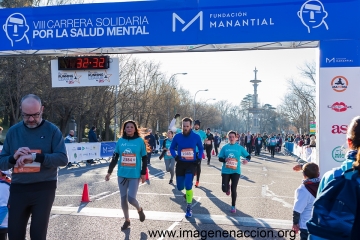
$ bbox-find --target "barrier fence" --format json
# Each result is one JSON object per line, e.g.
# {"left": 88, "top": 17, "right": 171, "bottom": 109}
{"left": 66, "top": 142, "right": 116, "bottom": 164}
{"left": 284, "top": 142, "right": 316, "bottom": 164}
{"left": 0, "top": 142, "right": 116, "bottom": 166}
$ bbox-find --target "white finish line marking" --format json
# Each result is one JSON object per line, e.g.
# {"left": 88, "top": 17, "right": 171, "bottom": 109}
{"left": 50, "top": 206, "right": 292, "bottom": 229}
{"left": 157, "top": 221, "right": 180, "bottom": 240}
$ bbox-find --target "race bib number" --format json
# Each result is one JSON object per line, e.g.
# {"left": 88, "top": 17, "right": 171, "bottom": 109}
{"left": 181, "top": 148, "right": 194, "bottom": 160}
{"left": 121, "top": 153, "right": 136, "bottom": 167}
{"left": 13, "top": 149, "right": 41, "bottom": 173}
{"left": 258, "top": 140, "right": 261, "bottom": 145}
{"left": 225, "top": 158, "right": 238, "bottom": 169}
{"left": 205, "top": 140, "right": 211, "bottom": 145}
{"left": 166, "top": 150, "right": 172, "bottom": 156}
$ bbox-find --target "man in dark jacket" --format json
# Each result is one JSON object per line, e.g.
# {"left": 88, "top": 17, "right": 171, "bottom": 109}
{"left": 244, "top": 131, "right": 253, "bottom": 154}
{"left": 87, "top": 126, "right": 98, "bottom": 164}
{"left": 88, "top": 126, "right": 98, "bottom": 143}
{"left": 214, "top": 132, "right": 221, "bottom": 156}
{"left": 145, "top": 129, "right": 156, "bottom": 165}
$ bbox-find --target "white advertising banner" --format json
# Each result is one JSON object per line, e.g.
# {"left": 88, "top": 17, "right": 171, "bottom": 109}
{"left": 51, "top": 57, "right": 119, "bottom": 87}
{"left": 318, "top": 40, "right": 360, "bottom": 176}
{"left": 66, "top": 143, "right": 100, "bottom": 163}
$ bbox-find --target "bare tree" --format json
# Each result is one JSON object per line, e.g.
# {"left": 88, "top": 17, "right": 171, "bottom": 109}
{"left": 280, "top": 61, "right": 316, "bottom": 133}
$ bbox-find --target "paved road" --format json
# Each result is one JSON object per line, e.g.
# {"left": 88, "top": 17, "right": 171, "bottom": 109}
{"left": 28, "top": 148, "right": 302, "bottom": 240}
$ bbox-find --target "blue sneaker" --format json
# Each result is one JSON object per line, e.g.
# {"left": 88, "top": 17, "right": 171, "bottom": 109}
{"left": 185, "top": 205, "right": 192, "bottom": 218}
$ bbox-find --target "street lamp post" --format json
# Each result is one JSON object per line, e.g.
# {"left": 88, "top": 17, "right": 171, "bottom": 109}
{"left": 168, "top": 72, "right": 187, "bottom": 84}
{"left": 167, "top": 73, "right": 187, "bottom": 125}
{"left": 193, "top": 89, "right": 208, "bottom": 120}
{"left": 114, "top": 85, "right": 118, "bottom": 141}
{"left": 204, "top": 98, "right": 216, "bottom": 104}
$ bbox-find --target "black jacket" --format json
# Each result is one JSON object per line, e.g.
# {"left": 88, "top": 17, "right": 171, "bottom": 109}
{"left": 88, "top": 129, "right": 98, "bottom": 142}
{"left": 244, "top": 135, "right": 253, "bottom": 145}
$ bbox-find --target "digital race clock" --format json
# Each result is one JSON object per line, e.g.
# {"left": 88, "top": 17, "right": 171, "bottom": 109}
{"left": 58, "top": 56, "right": 110, "bottom": 70}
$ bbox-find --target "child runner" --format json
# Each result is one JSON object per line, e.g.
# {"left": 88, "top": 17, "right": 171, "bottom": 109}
{"left": 218, "top": 131, "right": 251, "bottom": 213}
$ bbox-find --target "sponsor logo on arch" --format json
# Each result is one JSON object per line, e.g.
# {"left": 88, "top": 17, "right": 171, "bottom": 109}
{"left": 331, "top": 76, "right": 348, "bottom": 92}
{"left": 332, "top": 146, "right": 346, "bottom": 162}
{"left": 328, "top": 102, "right": 352, "bottom": 112}
{"left": 331, "top": 125, "right": 347, "bottom": 134}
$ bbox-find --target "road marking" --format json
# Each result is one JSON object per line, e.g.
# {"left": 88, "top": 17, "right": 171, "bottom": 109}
{"left": 157, "top": 222, "right": 180, "bottom": 240}
{"left": 56, "top": 192, "right": 109, "bottom": 199}
{"left": 261, "top": 185, "right": 268, "bottom": 197}
{"left": 261, "top": 185, "right": 292, "bottom": 208}
{"left": 96, "top": 171, "right": 165, "bottom": 201}
{"left": 56, "top": 195, "right": 82, "bottom": 197}
{"left": 27, "top": 204, "right": 73, "bottom": 229}
{"left": 50, "top": 206, "right": 292, "bottom": 229}
{"left": 191, "top": 197, "right": 201, "bottom": 208}
{"left": 91, "top": 191, "right": 110, "bottom": 199}
{"left": 137, "top": 192, "right": 262, "bottom": 199}
{"left": 96, "top": 190, "right": 119, "bottom": 201}
{"left": 148, "top": 179, "right": 258, "bottom": 188}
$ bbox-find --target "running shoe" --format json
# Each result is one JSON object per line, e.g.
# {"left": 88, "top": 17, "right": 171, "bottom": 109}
{"left": 230, "top": 206, "right": 236, "bottom": 213}
{"left": 226, "top": 185, "right": 231, "bottom": 196}
{"left": 138, "top": 208, "right": 145, "bottom": 222}
{"left": 185, "top": 205, "right": 192, "bottom": 218}
{"left": 121, "top": 220, "right": 130, "bottom": 230}
{"left": 195, "top": 181, "right": 199, "bottom": 187}
{"left": 169, "top": 179, "right": 173, "bottom": 184}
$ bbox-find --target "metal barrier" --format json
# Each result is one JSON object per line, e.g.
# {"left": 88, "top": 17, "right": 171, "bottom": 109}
{"left": 284, "top": 142, "right": 316, "bottom": 164}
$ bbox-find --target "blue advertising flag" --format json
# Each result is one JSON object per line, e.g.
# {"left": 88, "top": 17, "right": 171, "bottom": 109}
{"left": 100, "top": 142, "right": 116, "bottom": 158}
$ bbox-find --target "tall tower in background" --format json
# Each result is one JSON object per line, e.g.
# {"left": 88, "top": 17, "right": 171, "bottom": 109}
{"left": 249, "top": 67, "right": 262, "bottom": 133}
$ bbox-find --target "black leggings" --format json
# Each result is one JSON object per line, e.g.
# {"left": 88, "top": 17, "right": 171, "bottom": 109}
{"left": 214, "top": 144, "right": 219, "bottom": 156}
{"left": 221, "top": 173, "right": 240, "bottom": 206}
{"left": 8, "top": 182, "right": 56, "bottom": 240}
{"left": 205, "top": 145, "right": 212, "bottom": 162}
{"left": 270, "top": 146, "right": 275, "bottom": 156}
{"left": 0, "top": 228, "right": 7, "bottom": 240}
{"left": 196, "top": 161, "right": 201, "bottom": 182}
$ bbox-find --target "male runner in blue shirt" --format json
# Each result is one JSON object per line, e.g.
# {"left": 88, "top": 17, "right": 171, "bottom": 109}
{"left": 170, "top": 117, "right": 203, "bottom": 218}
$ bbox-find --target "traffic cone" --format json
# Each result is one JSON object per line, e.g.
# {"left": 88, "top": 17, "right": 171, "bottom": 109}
{"left": 145, "top": 167, "right": 149, "bottom": 181}
{"left": 212, "top": 149, "right": 215, "bottom": 156}
{"left": 81, "top": 183, "right": 91, "bottom": 202}
{"left": 202, "top": 153, "right": 205, "bottom": 159}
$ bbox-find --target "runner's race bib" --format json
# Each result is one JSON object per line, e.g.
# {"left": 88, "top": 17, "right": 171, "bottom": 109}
{"left": 166, "top": 150, "right": 172, "bottom": 156}
{"left": 258, "top": 140, "right": 261, "bottom": 145}
{"left": 205, "top": 140, "right": 211, "bottom": 145}
{"left": 121, "top": 153, "right": 136, "bottom": 167}
{"left": 181, "top": 148, "right": 194, "bottom": 160}
{"left": 13, "top": 149, "right": 41, "bottom": 173}
{"left": 225, "top": 158, "right": 238, "bottom": 169}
